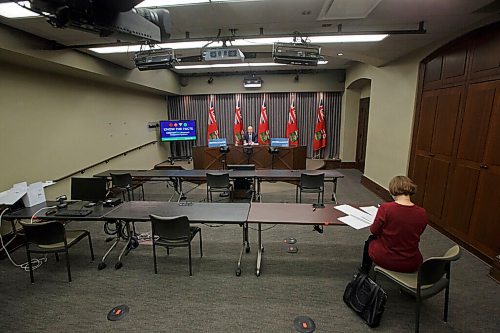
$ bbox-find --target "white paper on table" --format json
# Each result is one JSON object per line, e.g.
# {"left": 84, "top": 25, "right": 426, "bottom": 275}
{"left": 338, "top": 215, "right": 371, "bottom": 230}
{"left": 42, "top": 181, "right": 55, "bottom": 188}
{"left": 334, "top": 204, "right": 374, "bottom": 224}
{"left": 360, "top": 206, "right": 378, "bottom": 216}
{"left": 0, "top": 187, "right": 27, "bottom": 205}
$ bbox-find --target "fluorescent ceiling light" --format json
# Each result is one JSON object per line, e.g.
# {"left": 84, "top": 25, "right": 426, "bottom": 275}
{"left": 175, "top": 62, "right": 284, "bottom": 69}
{"left": 174, "top": 60, "right": 329, "bottom": 70}
{"left": 0, "top": 1, "right": 39, "bottom": 18}
{"left": 135, "top": 0, "right": 260, "bottom": 7}
{"left": 89, "top": 34, "right": 387, "bottom": 54}
{"left": 89, "top": 34, "right": 388, "bottom": 53}
{"left": 136, "top": 0, "right": 208, "bottom": 8}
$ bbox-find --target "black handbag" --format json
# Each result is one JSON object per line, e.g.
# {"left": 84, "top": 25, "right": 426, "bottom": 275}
{"left": 343, "top": 272, "right": 387, "bottom": 327}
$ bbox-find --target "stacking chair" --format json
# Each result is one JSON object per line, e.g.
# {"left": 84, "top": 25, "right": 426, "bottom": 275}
{"left": 110, "top": 173, "right": 145, "bottom": 201}
{"left": 296, "top": 173, "right": 325, "bottom": 204}
{"left": 20, "top": 221, "right": 94, "bottom": 283}
{"left": 374, "top": 245, "right": 461, "bottom": 333}
{"left": 206, "top": 172, "right": 233, "bottom": 202}
{"left": 150, "top": 215, "right": 202, "bottom": 276}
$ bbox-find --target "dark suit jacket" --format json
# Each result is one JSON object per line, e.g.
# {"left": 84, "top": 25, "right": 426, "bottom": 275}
{"left": 243, "top": 132, "right": 258, "bottom": 143}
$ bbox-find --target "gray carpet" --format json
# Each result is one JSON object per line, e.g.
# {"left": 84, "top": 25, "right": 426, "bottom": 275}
{"left": 1, "top": 169, "right": 499, "bottom": 333}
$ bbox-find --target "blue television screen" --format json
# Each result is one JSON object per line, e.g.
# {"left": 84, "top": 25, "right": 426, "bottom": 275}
{"left": 159, "top": 120, "right": 197, "bottom": 141}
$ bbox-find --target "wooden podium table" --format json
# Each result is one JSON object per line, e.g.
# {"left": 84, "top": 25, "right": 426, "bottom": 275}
{"left": 192, "top": 145, "right": 306, "bottom": 170}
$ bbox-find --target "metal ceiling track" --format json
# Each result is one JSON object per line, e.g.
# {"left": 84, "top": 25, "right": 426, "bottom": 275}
{"left": 55, "top": 21, "right": 426, "bottom": 50}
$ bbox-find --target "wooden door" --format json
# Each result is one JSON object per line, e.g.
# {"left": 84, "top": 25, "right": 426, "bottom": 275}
{"left": 412, "top": 87, "right": 463, "bottom": 223}
{"left": 444, "top": 81, "right": 497, "bottom": 237}
{"left": 468, "top": 80, "right": 500, "bottom": 258}
{"left": 356, "top": 98, "right": 370, "bottom": 172}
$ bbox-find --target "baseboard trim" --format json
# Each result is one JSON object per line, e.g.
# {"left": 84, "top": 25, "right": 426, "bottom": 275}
{"left": 360, "top": 175, "right": 392, "bottom": 202}
{"left": 489, "top": 256, "right": 500, "bottom": 283}
{"left": 341, "top": 162, "right": 357, "bottom": 169}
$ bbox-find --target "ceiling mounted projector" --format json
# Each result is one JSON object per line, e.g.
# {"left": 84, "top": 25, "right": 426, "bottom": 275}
{"left": 243, "top": 76, "right": 262, "bottom": 88}
{"left": 29, "top": 0, "right": 171, "bottom": 43}
{"left": 134, "top": 48, "right": 177, "bottom": 71}
{"left": 272, "top": 42, "right": 323, "bottom": 66}
{"left": 202, "top": 48, "right": 245, "bottom": 62}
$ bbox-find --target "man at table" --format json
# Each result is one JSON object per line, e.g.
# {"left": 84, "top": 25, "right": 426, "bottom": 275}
{"left": 243, "top": 126, "right": 258, "bottom": 146}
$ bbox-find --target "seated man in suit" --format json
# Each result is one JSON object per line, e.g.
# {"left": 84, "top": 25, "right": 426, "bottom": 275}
{"left": 243, "top": 126, "right": 258, "bottom": 146}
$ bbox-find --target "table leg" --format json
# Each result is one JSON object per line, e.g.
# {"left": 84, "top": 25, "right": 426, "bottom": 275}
{"left": 98, "top": 221, "right": 122, "bottom": 270}
{"left": 236, "top": 222, "right": 251, "bottom": 276}
{"left": 115, "top": 221, "right": 133, "bottom": 270}
{"left": 256, "top": 223, "right": 264, "bottom": 277}
{"left": 178, "top": 178, "right": 186, "bottom": 202}
{"left": 331, "top": 178, "right": 338, "bottom": 203}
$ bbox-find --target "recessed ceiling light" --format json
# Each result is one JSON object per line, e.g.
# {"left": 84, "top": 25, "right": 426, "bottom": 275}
{"left": 337, "top": 53, "right": 343, "bottom": 56}
{"left": 0, "top": 1, "right": 39, "bottom": 18}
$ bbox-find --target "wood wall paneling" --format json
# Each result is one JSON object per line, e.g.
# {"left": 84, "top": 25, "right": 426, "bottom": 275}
{"left": 441, "top": 44, "right": 469, "bottom": 85}
{"left": 430, "top": 87, "right": 463, "bottom": 156}
{"left": 457, "top": 82, "right": 496, "bottom": 161}
{"left": 416, "top": 92, "right": 438, "bottom": 152}
{"left": 411, "top": 23, "right": 500, "bottom": 264}
{"left": 422, "top": 158, "right": 450, "bottom": 222}
{"left": 423, "top": 56, "right": 443, "bottom": 85}
{"left": 468, "top": 83, "right": 500, "bottom": 257}
{"left": 443, "top": 164, "right": 480, "bottom": 235}
{"left": 470, "top": 29, "right": 500, "bottom": 80}
{"left": 412, "top": 155, "right": 431, "bottom": 206}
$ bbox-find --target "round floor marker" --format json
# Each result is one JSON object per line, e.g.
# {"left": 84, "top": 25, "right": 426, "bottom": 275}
{"left": 283, "top": 236, "right": 297, "bottom": 244}
{"left": 293, "top": 315, "right": 316, "bottom": 333}
{"left": 107, "top": 304, "right": 129, "bottom": 321}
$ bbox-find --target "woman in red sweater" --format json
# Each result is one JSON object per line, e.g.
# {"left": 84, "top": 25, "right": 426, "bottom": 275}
{"left": 360, "top": 176, "right": 428, "bottom": 274}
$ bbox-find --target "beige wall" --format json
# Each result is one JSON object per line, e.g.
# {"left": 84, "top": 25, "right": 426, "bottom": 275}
{"left": 0, "top": 24, "right": 181, "bottom": 95}
{"left": 0, "top": 62, "right": 170, "bottom": 199}
{"left": 180, "top": 71, "right": 345, "bottom": 95}
{"left": 342, "top": 53, "right": 423, "bottom": 188}
{"left": 339, "top": 89, "right": 360, "bottom": 162}
{"left": 360, "top": 84, "right": 371, "bottom": 98}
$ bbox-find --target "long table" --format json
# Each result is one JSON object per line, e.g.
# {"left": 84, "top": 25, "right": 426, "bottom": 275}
{"left": 94, "top": 169, "right": 344, "bottom": 202}
{"left": 247, "top": 203, "right": 346, "bottom": 276}
{"left": 4, "top": 201, "right": 251, "bottom": 275}
{"left": 4, "top": 201, "right": 350, "bottom": 277}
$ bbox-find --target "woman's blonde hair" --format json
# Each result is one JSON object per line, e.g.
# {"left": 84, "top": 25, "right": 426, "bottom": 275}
{"left": 389, "top": 176, "right": 417, "bottom": 196}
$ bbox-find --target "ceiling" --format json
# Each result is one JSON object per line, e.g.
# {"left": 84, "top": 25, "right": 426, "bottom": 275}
{"left": 0, "top": 0, "right": 499, "bottom": 75}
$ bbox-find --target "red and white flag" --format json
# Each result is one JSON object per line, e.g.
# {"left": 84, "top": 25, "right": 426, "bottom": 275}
{"left": 207, "top": 96, "right": 219, "bottom": 141}
{"left": 233, "top": 97, "right": 244, "bottom": 145}
{"left": 286, "top": 94, "right": 299, "bottom": 146}
{"left": 313, "top": 96, "right": 327, "bottom": 151}
{"left": 258, "top": 95, "right": 270, "bottom": 145}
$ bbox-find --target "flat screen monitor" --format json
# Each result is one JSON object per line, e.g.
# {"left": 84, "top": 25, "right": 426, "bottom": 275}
{"left": 208, "top": 138, "right": 227, "bottom": 147}
{"left": 270, "top": 138, "right": 289, "bottom": 147}
{"left": 159, "top": 120, "right": 197, "bottom": 142}
{"left": 71, "top": 177, "right": 108, "bottom": 202}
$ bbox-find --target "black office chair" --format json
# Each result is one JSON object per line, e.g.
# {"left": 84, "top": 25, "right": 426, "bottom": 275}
{"left": 149, "top": 215, "right": 202, "bottom": 276}
{"left": 110, "top": 173, "right": 145, "bottom": 201}
{"left": 296, "top": 173, "right": 325, "bottom": 204}
{"left": 20, "top": 221, "right": 94, "bottom": 283}
{"left": 206, "top": 173, "right": 233, "bottom": 202}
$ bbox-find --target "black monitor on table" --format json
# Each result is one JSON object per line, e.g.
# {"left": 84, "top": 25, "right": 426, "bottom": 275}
{"left": 71, "top": 177, "right": 108, "bottom": 202}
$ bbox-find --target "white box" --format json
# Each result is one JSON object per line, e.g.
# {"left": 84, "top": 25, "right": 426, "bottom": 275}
{"left": 22, "top": 182, "right": 46, "bottom": 207}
